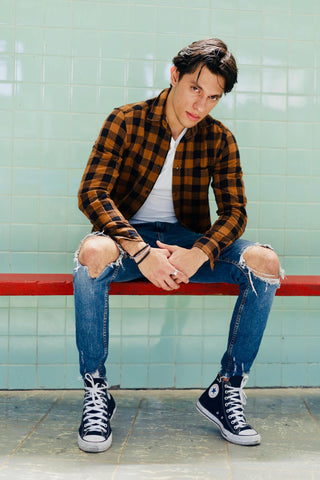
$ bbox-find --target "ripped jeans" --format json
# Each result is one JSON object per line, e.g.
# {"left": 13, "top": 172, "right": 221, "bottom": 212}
{"left": 73, "top": 222, "right": 281, "bottom": 380}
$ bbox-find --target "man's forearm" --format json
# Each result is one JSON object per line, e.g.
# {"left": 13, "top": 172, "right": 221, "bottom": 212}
{"left": 119, "top": 238, "right": 149, "bottom": 257}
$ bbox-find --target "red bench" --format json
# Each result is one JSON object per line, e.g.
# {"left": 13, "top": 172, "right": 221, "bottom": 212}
{"left": 0, "top": 274, "right": 319, "bottom": 296}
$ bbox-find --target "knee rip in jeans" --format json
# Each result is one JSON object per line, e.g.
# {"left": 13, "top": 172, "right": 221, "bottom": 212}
{"left": 73, "top": 232, "right": 126, "bottom": 274}
{"left": 239, "top": 243, "right": 285, "bottom": 296}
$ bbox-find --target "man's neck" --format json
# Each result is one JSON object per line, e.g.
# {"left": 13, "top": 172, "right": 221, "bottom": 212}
{"left": 165, "top": 90, "right": 184, "bottom": 140}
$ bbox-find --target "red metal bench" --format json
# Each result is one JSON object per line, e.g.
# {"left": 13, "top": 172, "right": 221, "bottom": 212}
{"left": 0, "top": 274, "right": 319, "bottom": 296}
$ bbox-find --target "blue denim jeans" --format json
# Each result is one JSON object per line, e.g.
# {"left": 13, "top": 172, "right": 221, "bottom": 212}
{"left": 73, "top": 222, "right": 281, "bottom": 380}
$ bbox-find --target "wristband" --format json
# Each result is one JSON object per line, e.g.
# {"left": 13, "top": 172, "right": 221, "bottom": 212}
{"left": 132, "top": 244, "right": 150, "bottom": 259}
{"left": 133, "top": 245, "right": 151, "bottom": 262}
{"left": 136, "top": 249, "right": 151, "bottom": 265}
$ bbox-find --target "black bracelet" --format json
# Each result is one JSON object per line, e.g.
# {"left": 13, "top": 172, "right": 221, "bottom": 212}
{"left": 133, "top": 244, "right": 150, "bottom": 258}
{"left": 136, "top": 249, "right": 151, "bottom": 265}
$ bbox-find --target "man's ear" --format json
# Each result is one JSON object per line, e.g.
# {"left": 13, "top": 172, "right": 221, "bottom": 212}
{"left": 170, "top": 66, "right": 180, "bottom": 87}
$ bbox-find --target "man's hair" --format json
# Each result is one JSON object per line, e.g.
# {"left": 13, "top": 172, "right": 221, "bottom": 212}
{"left": 172, "top": 38, "right": 238, "bottom": 94}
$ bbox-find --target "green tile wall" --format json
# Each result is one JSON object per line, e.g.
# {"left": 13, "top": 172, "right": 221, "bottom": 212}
{"left": 0, "top": 0, "right": 319, "bottom": 389}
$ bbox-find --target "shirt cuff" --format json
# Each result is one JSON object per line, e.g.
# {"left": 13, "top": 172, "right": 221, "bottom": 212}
{"left": 193, "top": 237, "right": 220, "bottom": 270}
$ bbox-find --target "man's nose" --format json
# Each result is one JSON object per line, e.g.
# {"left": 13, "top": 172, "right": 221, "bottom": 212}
{"left": 194, "top": 96, "right": 206, "bottom": 112}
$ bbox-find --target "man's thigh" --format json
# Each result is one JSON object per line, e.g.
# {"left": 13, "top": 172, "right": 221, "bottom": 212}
{"left": 115, "top": 223, "right": 254, "bottom": 285}
{"left": 190, "top": 238, "right": 255, "bottom": 284}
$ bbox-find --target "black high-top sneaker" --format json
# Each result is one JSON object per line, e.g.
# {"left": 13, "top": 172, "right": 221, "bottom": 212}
{"left": 196, "top": 374, "right": 260, "bottom": 446}
{"left": 78, "top": 373, "right": 116, "bottom": 453}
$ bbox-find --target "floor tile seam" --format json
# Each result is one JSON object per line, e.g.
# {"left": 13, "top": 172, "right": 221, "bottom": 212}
{"left": 111, "top": 397, "right": 145, "bottom": 479}
{"left": 302, "top": 397, "right": 320, "bottom": 433}
{"left": 225, "top": 443, "right": 233, "bottom": 480}
{"left": 0, "top": 392, "right": 64, "bottom": 471}
{"left": 228, "top": 465, "right": 320, "bottom": 473}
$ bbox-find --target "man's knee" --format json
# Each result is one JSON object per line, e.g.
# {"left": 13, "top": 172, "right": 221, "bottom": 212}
{"left": 78, "top": 235, "right": 120, "bottom": 278}
{"left": 243, "top": 245, "right": 280, "bottom": 279}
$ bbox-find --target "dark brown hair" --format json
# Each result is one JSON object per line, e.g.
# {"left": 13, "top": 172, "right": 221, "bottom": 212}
{"left": 172, "top": 38, "right": 238, "bottom": 93}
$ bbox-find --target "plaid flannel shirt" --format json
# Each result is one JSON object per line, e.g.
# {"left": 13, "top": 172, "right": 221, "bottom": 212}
{"left": 78, "top": 88, "right": 247, "bottom": 268}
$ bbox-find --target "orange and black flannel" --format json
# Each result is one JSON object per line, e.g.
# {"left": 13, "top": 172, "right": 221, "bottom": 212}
{"left": 78, "top": 88, "right": 247, "bottom": 269}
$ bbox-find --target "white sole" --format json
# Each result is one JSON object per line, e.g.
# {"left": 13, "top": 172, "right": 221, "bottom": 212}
{"left": 78, "top": 432, "right": 112, "bottom": 453}
{"left": 196, "top": 401, "right": 261, "bottom": 446}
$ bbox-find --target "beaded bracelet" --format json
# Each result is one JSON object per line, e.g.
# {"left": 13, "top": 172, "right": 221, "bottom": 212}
{"left": 136, "top": 249, "right": 151, "bottom": 265}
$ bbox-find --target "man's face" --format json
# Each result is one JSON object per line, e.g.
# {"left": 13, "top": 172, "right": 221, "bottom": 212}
{"left": 166, "top": 64, "right": 226, "bottom": 138}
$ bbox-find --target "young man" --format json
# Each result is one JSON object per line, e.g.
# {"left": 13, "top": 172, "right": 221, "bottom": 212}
{"left": 73, "top": 38, "right": 281, "bottom": 453}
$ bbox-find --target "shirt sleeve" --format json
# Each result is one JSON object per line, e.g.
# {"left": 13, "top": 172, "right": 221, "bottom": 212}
{"left": 193, "top": 131, "right": 247, "bottom": 269}
{"left": 78, "top": 108, "right": 143, "bottom": 244}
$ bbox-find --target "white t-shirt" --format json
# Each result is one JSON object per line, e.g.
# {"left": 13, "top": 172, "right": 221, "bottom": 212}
{"left": 130, "top": 128, "right": 187, "bottom": 224}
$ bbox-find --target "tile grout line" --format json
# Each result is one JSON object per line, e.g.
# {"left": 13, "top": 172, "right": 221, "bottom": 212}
{"left": 225, "top": 441, "right": 233, "bottom": 480}
{"left": 111, "top": 397, "right": 145, "bottom": 480}
{"left": 303, "top": 397, "right": 320, "bottom": 433}
{"left": 0, "top": 393, "right": 64, "bottom": 472}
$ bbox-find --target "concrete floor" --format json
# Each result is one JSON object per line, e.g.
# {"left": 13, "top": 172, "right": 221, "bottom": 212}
{"left": 0, "top": 388, "right": 319, "bottom": 480}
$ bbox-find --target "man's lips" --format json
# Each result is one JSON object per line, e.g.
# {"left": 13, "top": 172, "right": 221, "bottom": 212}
{"left": 186, "top": 111, "right": 200, "bottom": 121}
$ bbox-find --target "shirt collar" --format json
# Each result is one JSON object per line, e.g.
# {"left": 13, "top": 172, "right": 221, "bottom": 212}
{"left": 147, "top": 88, "right": 170, "bottom": 123}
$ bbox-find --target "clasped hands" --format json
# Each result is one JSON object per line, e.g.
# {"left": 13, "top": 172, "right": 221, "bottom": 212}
{"left": 137, "top": 240, "right": 208, "bottom": 291}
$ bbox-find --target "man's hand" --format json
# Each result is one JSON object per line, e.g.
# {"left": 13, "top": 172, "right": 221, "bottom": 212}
{"left": 156, "top": 241, "right": 209, "bottom": 280}
{"left": 119, "top": 238, "right": 189, "bottom": 290}
{"left": 137, "top": 247, "right": 189, "bottom": 291}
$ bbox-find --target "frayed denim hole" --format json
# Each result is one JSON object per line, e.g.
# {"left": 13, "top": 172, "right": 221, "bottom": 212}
{"left": 73, "top": 232, "right": 126, "bottom": 276}
{"left": 238, "top": 243, "right": 284, "bottom": 296}
{"left": 73, "top": 232, "right": 109, "bottom": 272}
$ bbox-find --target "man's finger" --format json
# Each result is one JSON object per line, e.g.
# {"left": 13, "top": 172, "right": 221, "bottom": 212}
{"left": 156, "top": 240, "right": 177, "bottom": 252}
{"left": 170, "top": 268, "right": 189, "bottom": 284}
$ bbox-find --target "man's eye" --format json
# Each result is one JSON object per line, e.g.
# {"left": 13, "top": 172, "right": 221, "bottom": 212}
{"left": 191, "top": 86, "right": 199, "bottom": 92}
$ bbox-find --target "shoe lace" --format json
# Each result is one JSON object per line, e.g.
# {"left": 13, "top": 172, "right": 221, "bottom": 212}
{"left": 82, "top": 373, "right": 109, "bottom": 434}
{"left": 224, "top": 375, "right": 248, "bottom": 430}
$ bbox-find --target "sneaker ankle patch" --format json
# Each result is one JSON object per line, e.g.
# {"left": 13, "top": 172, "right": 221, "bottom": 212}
{"left": 208, "top": 383, "right": 219, "bottom": 399}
